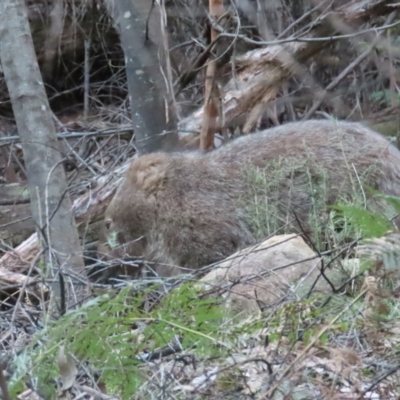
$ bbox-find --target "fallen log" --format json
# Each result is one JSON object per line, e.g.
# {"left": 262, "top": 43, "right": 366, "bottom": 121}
{"left": 0, "top": 263, "right": 44, "bottom": 293}
{"left": 0, "top": 185, "right": 114, "bottom": 255}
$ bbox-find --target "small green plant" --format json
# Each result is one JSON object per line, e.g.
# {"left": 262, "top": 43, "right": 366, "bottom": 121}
{"left": 241, "top": 157, "right": 330, "bottom": 241}
{"left": 9, "top": 282, "right": 231, "bottom": 398}
{"left": 330, "top": 188, "right": 400, "bottom": 241}
{"left": 331, "top": 204, "right": 392, "bottom": 239}
{"left": 370, "top": 89, "right": 400, "bottom": 107}
{"left": 214, "top": 369, "right": 243, "bottom": 392}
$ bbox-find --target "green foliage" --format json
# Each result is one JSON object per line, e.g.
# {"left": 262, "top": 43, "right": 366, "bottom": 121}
{"left": 9, "top": 283, "right": 230, "bottom": 398}
{"left": 11, "top": 282, "right": 375, "bottom": 398}
{"left": 215, "top": 369, "right": 242, "bottom": 392}
{"left": 362, "top": 368, "right": 375, "bottom": 377}
{"left": 375, "top": 193, "right": 400, "bottom": 215}
{"left": 370, "top": 89, "right": 400, "bottom": 106}
{"left": 332, "top": 204, "right": 392, "bottom": 238}
{"left": 330, "top": 187, "right": 400, "bottom": 242}
{"left": 258, "top": 294, "right": 366, "bottom": 349}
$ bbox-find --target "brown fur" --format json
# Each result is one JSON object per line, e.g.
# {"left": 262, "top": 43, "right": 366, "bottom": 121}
{"left": 97, "top": 119, "right": 400, "bottom": 278}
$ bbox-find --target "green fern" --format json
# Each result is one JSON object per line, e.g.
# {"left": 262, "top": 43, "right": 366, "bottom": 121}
{"left": 9, "top": 283, "right": 229, "bottom": 398}
{"left": 332, "top": 203, "right": 392, "bottom": 238}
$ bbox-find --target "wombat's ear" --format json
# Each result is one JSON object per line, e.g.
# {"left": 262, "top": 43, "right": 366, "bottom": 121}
{"left": 127, "top": 153, "right": 168, "bottom": 194}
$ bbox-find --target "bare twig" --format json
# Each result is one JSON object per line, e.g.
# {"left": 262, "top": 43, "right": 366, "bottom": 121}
{"left": 83, "top": 39, "right": 91, "bottom": 120}
{"left": 303, "top": 12, "right": 396, "bottom": 120}
{"left": 218, "top": 18, "right": 400, "bottom": 47}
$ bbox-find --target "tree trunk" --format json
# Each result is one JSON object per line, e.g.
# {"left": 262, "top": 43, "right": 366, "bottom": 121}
{"left": 0, "top": 0, "right": 87, "bottom": 312}
{"left": 109, "top": 0, "right": 179, "bottom": 154}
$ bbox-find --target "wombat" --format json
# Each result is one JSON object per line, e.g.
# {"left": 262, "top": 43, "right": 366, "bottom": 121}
{"left": 97, "top": 119, "right": 400, "bottom": 278}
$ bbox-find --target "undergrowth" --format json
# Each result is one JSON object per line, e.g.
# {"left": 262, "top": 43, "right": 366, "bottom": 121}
{"left": 8, "top": 184, "right": 400, "bottom": 398}
{"left": 9, "top": 282, "right": 241, "bottom": 398}
{"left": 10, "top": 282, "right": 385, "bottom": 398}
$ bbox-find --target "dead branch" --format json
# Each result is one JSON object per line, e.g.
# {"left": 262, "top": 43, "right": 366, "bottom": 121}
{"left": 0, "top": 264, "right": 39, "bottom": 289}
{"left": 199, "top": 0, "right": 224, "bottom": 151}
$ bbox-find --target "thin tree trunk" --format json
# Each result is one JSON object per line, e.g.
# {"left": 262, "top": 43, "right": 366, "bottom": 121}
{"left": 0, "top": 0, "right": 88, "bottom": 313}
{"left": 109, "top": 0, "right": 179, "bottom": 154}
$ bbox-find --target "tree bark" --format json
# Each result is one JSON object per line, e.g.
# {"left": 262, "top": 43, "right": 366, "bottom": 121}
{"left": 109, "top": 0, "right": 179, "bottom": 154}
{"left": 0, "top": 0, "right": 87, "bottom": 311}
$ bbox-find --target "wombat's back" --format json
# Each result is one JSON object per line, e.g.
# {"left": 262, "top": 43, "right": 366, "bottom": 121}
{"left": 211, "top": 119, "right": 400, "bottom": 198}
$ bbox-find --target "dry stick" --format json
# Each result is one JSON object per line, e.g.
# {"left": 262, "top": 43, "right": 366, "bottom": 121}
{"left": 176, "top": 10, "right": 237, "bottom": 97}
{"left": 157, "top": 0, "right": 180, "bottom": 122}
{"left": 77, "top": 385, "right": 118, "bottom": 400}
{"left": 263, "top": 287, "right": 368, "bottom": 398}
{"left": 174, "top": 35, "right": 220, "bottom": 96}
{"left": 219, "top": 19, "right": 400, "bottom": 47}
{"left": 387, "top": 28, "right": 397, "bottom": 108}
{"left": 10, "top": 248, "right": 46, "bottom": 327}
{"left": 83, "top": 39, "right": 91, "bottom": 120}
{"left": 0, "top": 127, "right": 134, "bottom": 146}
{"left": 302, "top": 32, "right": 383, "bottom": 120}
{"left": 200, "top": 0, "right": 224, "bottom": 151}
{"left": 359, "top": 364, "right": 400, "bottom": 399}
{"left": 145, "top": 0, "right": 155, "bottom": 40}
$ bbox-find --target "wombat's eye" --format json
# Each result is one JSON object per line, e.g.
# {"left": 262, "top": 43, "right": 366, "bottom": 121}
{"left": 105, "top": 219, "right": 112, "bottom": 231}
